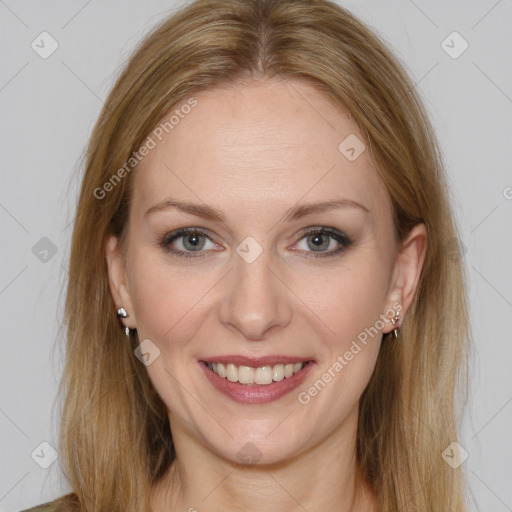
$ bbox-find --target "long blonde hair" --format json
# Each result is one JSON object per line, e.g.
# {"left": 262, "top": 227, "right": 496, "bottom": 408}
{"left": 51, "top": 0, "right": 471, "bottom": 510}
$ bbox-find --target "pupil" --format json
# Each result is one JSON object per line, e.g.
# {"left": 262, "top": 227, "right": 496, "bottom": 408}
{"left": 310, "top": 234, "right": 328, "bottom": 251}
{"left": 185, "top": 233, "right": 203, "bottom": 250}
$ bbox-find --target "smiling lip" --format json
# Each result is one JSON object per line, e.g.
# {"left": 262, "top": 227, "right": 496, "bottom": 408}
{"left": 199, "top": 356, "right": 316, "bottom": 405}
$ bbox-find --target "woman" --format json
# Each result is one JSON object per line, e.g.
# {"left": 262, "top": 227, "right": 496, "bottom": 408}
{"left": 24, "top": 0, "right": 470, "bottom": 510}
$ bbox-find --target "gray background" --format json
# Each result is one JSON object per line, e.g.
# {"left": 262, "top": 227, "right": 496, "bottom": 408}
{"left": 1, "top": 0, "right": 511, "bottom": 511}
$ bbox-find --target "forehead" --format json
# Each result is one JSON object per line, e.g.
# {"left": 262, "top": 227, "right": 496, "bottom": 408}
{"left": 132, "top": 79, "right": 390, "bottom": 221}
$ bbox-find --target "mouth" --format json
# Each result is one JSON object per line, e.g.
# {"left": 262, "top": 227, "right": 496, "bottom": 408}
{"left": 204, "top": 361, "right": 308, "bottom": 385}
{"left": 199, "top": 357, "right": 315, "bottom": 404}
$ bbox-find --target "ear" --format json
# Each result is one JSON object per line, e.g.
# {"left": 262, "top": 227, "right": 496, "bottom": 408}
{"left": 382, "top": 223, "right": 427, "bottom": 334}
{"left": 105, "top": 233, "right": 137, "bottom": 329}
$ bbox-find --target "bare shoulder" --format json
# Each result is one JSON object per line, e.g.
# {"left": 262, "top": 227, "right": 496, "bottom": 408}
{"left": 20, "top": 493, "right": 79, "bottom": 512}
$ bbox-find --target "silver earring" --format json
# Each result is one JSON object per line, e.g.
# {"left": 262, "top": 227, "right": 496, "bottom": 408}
{"left": 117, "top": 307, "right": 132, "bottom": 337}
{"left": 391, "top": 310, "right": 401, "bottom": 338}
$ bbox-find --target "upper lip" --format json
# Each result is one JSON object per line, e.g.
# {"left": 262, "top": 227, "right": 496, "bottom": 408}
{"left": 201, "top": 355, "right": 314, "bottom": 367}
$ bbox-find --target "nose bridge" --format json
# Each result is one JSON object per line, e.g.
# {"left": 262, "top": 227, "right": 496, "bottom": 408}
{"left": 219, "top": 239, "right": 292, "bottom": 340}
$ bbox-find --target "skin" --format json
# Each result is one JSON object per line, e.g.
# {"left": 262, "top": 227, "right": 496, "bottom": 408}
{"left": 106, "top": 78, "right": 427, "bottom": 512}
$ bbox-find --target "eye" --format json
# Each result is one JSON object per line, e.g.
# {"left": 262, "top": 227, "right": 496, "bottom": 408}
{"left": 160, "top": 228, "right": 220, "bottom": 259}
{"left": 159, "top": 226, "right": 352, "bottom": 260}
{"left": 293, "top": 227, "right": 352, "bottom": 259}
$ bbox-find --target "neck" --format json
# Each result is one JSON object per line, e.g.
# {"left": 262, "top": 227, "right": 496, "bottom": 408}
{"left": 151, "top": 409, "right": 378, "bottom": 512}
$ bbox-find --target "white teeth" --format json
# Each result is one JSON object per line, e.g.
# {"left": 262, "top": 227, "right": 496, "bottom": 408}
{"left": 272, "top": 364, "right": 285, "bottom": 381}
{"left": 254, "top": 366, "right": 273, "bottom": 385}
{"left": 206, "top": 361, "right": 306, "bottom": 385}
{"left": 238, "top": 365, "right": 255, "bottom": 384}
{"left": 217, "top": 363, "right": 226, "bottom": 378}
{"left": 226, "top": 363, "right": 238, "bottom": 382}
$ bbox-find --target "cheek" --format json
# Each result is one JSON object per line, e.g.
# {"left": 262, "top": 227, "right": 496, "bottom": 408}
{"left": 297, "top": 256, "right": 390, "bottom": 403}
{"left": 294, "top": 264, "right": 387, "bottom": 420}
{"left": 128, "top": 253, "right": 209, "bottom": 347}
{"left": 296, "top": 259, "right": 390, "bottom": 348}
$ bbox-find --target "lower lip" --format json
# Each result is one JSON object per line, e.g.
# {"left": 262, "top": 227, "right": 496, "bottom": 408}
{"left": 199, "top": 361, "right": 315, "bottom": 404}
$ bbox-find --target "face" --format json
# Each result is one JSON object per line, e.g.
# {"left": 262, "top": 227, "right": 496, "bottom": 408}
{"left": 106, "top": 78, "right": 425, "bottom": 466}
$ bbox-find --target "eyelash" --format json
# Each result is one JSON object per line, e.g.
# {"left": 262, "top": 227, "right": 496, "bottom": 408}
{"left": 159, "top": 226, "right": 352, "bottom": 260}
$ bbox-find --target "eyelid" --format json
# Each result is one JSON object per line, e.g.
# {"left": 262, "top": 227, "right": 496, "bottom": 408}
{"left": 289, "top": 226, "right": 352, "bottom": 257}
{"left": 160, "top": 227, "right": 222, "bottom": 250}
{"left": 293, "top": 225, "right": 351, "bottom": 243}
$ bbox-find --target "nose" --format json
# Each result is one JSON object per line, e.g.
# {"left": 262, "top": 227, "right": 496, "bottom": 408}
{"left": 219, "top": 244, "right": 293, "bottom": 341}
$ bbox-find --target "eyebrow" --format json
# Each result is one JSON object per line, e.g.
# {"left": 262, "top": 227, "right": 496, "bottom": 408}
{"left": 144, "top": 197, "right": 370, "bottom": 222}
